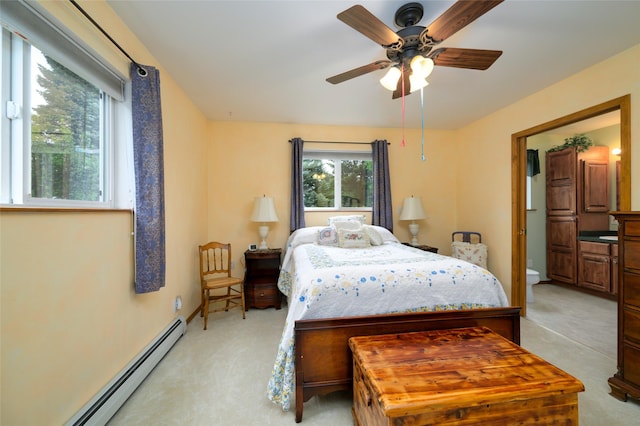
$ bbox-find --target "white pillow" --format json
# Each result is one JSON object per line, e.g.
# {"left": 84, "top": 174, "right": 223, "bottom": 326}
{"left": 366, "top": 225, "right": 400, "bottom": 244}
{"left": 328, "top": 215, "right": 366, "bottom": 226}
{"left": 333, "top": 220, "right": 362, "bottom": 231}
{"left": 286, "top": 227, "right": 323, "bottom": 250}
{"left": 363, "top": 225, "right": 383, "bottom": 246}
{"left": 338, "top": 228, "right": 370, "bottom": 248}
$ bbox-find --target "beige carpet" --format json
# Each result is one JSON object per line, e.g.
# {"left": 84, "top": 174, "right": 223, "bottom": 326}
{"left": 107, "top": 294, "right": 640, "bottom": 425}
{"left": 526, "top": 283, "right": 617, "bottom": 359}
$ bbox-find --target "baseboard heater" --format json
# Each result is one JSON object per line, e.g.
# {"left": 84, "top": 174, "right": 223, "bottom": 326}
{"left": 66, "top": 316, "right": 187, "bottom": 426}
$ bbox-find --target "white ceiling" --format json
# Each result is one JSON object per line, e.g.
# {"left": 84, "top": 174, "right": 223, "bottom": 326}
{"left": 106, "top": 0, "right": 640, "bottom": 130}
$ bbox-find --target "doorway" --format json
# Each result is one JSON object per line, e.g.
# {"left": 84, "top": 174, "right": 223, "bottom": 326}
{"left": 511, "top": 95, "right": 631, "bottom": 316}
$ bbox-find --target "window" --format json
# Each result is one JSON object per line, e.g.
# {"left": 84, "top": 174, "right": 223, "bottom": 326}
{"left": 303, "top": 151, "right": 373, "bottom": 210}
{"left": 1, "top": 1, "right": 125, "bottom": 207}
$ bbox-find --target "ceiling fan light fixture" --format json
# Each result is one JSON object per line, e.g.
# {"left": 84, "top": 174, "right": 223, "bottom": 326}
{"left": 380, "top": 67, "right": 401, "bottom": 91}
{"left": 409, "top": 75, "right": 429, "bottom": 92}
{"left": 410, "top": 55, "right": 434, "bottom": 79}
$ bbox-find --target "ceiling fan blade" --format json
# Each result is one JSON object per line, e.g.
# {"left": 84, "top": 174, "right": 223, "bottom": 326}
{"left": 392, "top": 68, "right": 411, "bottom": 99}
{"left": 431, "top": 48, "right": 502, "bottom": 70}
{"left": 423, "top": 0, "right": 503, "bottom": 43}
{"left": 326, "top": 60, "right": 392, "bottom": 84}
{"left": 337, "top": 5, "right": 401, "bottom": 47}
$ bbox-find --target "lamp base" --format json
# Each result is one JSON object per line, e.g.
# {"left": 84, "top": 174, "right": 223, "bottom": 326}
{"left": 258, "top": 225, "right": 269, "bottom": 250}
{"left": 409, "top": 222, "right": 420, "bottom": 246}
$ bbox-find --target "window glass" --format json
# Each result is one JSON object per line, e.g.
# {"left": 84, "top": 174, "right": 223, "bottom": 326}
{"left": 303, "top": 152, "right": 372, "bottom": 210}
{"left": 341, "top": 159, "right": 372, "bottom": 208}
{"left": 303, "top": 158, "right": 335, "bottom": 207}
{"left": 30, "top": 46, "right": 104, "bottom": 202}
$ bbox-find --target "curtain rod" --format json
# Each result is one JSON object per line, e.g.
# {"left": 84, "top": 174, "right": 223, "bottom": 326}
{"left": 289, "top": 140, "right": 390, "bottom": 145}
{"left": 68, "top": 0, "right": 147, "bottom": 77}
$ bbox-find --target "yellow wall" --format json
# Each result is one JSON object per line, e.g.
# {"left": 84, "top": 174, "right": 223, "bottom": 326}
{"left": 208, "top": 122, "right": 459, "bottom": 270}
{"left": 455, "top": 44, "right": 640, "bottom": 296}
{"left": 0, "top": 2, "right": 209, "bottom": 424}
{"left": 1, "top": 0, "right": 639, "bottom": 423}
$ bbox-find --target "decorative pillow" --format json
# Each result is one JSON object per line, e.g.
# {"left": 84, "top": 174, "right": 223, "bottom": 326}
{"left": 338, "top": 228, "right": 370, "bottom": 248}
{"left": 328, "top": 215, "right": 366, "bottom": 226}
{"left": 363, "top": 225, "right": 383, "bottom": 246}
{"left": 316, "top": 226, "right": 338, "bottom": 246}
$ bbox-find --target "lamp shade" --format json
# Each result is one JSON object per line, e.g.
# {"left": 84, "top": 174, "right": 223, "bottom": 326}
{"left": 409, "top": 75, "right": 429, "bottom": 93}
{"left": 399, "top": 196, "right": 426, "bottom": 221}
{"left": 410, "top": 56, "right": 434, "bottom": 79}
{"left": 380, "top": 67, "right": 401, "bottom": 91}
{"left": 251, "top": 196, "right": 279, "bottom": 222}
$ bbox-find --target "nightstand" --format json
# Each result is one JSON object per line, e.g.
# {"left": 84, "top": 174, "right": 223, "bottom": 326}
{"left": 402, "top": 242, "right": 438, "bottom": 253}
{"left": 244, "top": 248, "right": 282, "bottom": 309}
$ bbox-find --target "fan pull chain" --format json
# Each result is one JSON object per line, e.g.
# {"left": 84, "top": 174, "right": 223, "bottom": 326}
{"left": 401, "top": 63, "right": 406, "bottom": 147}
{"left": 420, "top": 87, "right": 425, "bottom": 161}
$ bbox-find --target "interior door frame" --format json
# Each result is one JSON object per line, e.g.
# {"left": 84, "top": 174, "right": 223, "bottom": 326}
{"left": 511, "top": 94, "right": 631, "bottom": 316}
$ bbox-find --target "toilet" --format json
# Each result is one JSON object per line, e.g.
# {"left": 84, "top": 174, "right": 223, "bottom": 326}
{"left": 526, "top": 268, "right": 540, "bottom": 303}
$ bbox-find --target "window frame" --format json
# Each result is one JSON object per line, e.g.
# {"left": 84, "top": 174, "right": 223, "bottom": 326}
{"left": 303, "top": 150, "right": 373, "bottom": 212}
{"left": 0, "top": 0, "right": 125, "bottom": 209}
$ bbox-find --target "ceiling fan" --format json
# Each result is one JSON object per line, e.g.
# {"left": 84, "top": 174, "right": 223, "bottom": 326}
{"left": 326, "top": 1, "right": 504, "bottom": 99}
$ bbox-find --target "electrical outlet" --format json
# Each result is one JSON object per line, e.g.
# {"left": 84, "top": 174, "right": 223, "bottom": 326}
{"left": 231, "top": 260, "right": 235, "bottom": 269}
{"left": 527, "top": 259, "right": 533, "bottom": 268}
{"left": 174, "top": 296, "right": 182, "bottom": 312}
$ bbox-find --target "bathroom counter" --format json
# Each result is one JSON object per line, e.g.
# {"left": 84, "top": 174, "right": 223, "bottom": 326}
{"left": 577, "top": 230, "right": 618, "bottom": 244}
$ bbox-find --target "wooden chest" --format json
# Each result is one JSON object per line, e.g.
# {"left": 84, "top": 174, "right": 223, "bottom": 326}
{"left": 349, "top": 327, "right": 584, "bottom": 425}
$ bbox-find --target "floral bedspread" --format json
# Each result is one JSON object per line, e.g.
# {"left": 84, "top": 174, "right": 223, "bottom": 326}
{"left": 266, "top": 227, "right": 509, "bottom": 411}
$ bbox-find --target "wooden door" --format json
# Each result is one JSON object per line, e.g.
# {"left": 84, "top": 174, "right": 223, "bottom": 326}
{"left": 582, "top": 160, "right": 609, "bottom": 213}
{"left": 546, "top": 148, "right": 576, "bottom": 216}
{"left": 546, "top": 216, "right": 577, "bottom": 284}
{"left": 578, "top": 241, "right": 611, "bottom": 292}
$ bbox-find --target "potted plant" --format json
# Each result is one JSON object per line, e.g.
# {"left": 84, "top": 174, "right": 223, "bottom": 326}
{"left": 548, "top": 134, "right": 593, "bottom": 153}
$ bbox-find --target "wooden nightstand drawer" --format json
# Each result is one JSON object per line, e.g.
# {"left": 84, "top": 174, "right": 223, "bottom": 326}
{"left": 251, "top": 283, "right": 280, "bottom": 304}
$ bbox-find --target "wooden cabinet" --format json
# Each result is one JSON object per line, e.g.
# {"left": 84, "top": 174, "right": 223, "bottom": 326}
{"left": 612, "top": 243, "right": 619, "bottom": 295}
{"left": 546, "top": 146, "right": 609, "bottom": 285}
{"left": 244, "top": 249, "right": 282, "bottom": 310}
{"left": 578, "top": 241, "right": 611, "bottom": 292}
{"left": 608, "top": 212, "right": 640, "bottom": 402}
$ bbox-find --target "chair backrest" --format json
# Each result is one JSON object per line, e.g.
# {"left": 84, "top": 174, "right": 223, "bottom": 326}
{"left": 452, "top": 231, "right": 482, "bottom": 244}
{"left": 199, "top": 242, "right": 232, "bottom": 282}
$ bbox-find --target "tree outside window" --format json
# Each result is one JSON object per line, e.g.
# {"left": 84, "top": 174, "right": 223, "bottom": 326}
{"left": 30, "top": 49, "right": 103, "bottom": 201}
{"left": 303, "top": 153, "right": 372, "bottom": 209}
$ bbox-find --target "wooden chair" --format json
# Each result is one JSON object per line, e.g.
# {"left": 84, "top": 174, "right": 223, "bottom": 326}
{"left": 199, "top": 242, "right": 245, "bottom": 330}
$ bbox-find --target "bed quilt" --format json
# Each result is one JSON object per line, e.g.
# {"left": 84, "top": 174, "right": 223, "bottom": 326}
{"left": 267, "top": 227, "right": 509, "bottom": 411}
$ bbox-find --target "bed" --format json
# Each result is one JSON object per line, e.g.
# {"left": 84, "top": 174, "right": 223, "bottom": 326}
{"left": 266, "top": 223, "right": 519, "bottom": 422}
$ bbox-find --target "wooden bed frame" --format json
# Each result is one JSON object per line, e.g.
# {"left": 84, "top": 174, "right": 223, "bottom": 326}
{"left": 293, "top": 306, "right": 521, "bottom": 422}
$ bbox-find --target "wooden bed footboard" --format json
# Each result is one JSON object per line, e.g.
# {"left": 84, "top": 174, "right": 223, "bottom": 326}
{"left": 293, "top": 306, "right": 521, "bottom": 422}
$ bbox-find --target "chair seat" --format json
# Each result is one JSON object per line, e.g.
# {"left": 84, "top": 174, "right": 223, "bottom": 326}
{"left": 202, "top": 276, "right": 243, "bottom": 290}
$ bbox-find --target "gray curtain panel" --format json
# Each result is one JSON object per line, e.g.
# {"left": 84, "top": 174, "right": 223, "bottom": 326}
{"left": 132, "top": 64, "right": 165, "bottom": 293}
{"left": 371, "top": 139, "right": 393, "bottom": 231}
{"left": 289, "top": 137, "right": 306, "bottom": 233}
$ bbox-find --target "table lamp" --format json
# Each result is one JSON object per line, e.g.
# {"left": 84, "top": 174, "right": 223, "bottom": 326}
{"left": 251, "top": 195, "right": 279, "bottom": 249}
{"left": 399, "top": 196, "right": 426, "bottom": 245}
